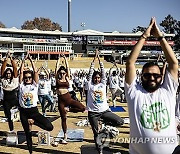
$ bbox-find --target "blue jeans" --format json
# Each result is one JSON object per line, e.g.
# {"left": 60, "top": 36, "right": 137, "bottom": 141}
{"left": 38, "top": 94, "right": 53, "bottom": 113}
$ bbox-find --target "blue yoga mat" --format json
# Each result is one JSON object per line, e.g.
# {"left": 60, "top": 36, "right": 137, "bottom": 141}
{"left": 109, "top": 106, "right": 125, "bottom": 112}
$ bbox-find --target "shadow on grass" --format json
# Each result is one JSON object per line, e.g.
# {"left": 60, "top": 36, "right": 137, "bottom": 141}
{"left": 67, "top": 115, "right": 88, "bottom": 119}
{"left": 81, "top": 144, "right": 129, "bottom": 154}
{"left": 0, "top": 144, "right": 79, "bottom": 154}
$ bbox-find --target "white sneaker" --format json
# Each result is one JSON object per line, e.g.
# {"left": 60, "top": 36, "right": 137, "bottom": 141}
{"left": 0, "top": 118, "right": 8, "bottom": 122}
{"left": 8, "top": 130, "right": 16, "bottom": 134}
{"left": 113, "top": 100, "right": 116, "bottom": 107}
{"left": 60, "top": 139, "right": 67, "bottom": 144}
{"left": 10, "top": 108, "right": 18, "bottom": 120}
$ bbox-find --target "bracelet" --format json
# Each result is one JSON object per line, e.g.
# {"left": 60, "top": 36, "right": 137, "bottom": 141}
{"left": 157, "top": 33, "right": 165, "bottom": 41}
{"left": 141, "top": 34, "right": 147, "bottom": 40}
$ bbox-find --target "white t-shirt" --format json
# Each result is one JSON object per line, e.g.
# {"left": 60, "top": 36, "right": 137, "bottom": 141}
{"left": 87, "top": 82, "right": 109, "bottom": 112}
{"left": 119, "top": 76, "right": 125, "bottom": 88}
{"left": 68, "top": 79, "right": 74, "bottom": 92}
{"left": 87, "top": 62, "right": 109, "bottom": 112}
{"left": 46, "top": 79, "right": 52, "bottom": 92}
{"left": 19, "top": 82, "right": 39, "bottom": 108}
{"left": 38, "top": 79, "right": 49, "bottom": 95}
{"left": 1, "top": 77, "right": 19, "bottom": 91}
{"left": 78, "top": 77, "right": 84, "bottom": 88}
{"left": 51, "top": 77, "right": 56, "bottom": 87}
{"left": 109, "top": 75, "right": 120, "bottom": 89}
{"left": 125, "top": 70, "right": 178, "bottom": 154}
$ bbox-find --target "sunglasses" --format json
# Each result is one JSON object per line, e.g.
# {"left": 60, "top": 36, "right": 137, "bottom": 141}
{"left": 24, "top": 76, "right": 32, "bottom": 80}
{"left": 59, "top": 72, "right": 66, "bottom": 75}
{"left": 142, "top": 73, "right": 162, "bottom": 79}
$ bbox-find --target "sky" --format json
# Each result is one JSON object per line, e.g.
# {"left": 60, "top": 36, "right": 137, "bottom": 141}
{"left": 0, "top": 0, "right": 180, "bottom": 32}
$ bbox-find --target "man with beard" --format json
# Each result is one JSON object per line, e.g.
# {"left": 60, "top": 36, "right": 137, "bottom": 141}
{"left": 125, "top": 17, "right": 179, "bottom": 154}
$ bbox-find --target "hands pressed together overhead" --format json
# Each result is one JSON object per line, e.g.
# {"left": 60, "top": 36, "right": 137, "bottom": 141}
{"left": 142, "top": 17, "right": 164, "bottom": 39}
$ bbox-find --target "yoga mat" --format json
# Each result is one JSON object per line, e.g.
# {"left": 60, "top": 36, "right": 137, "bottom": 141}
{"left": 17, "top": 131, "right": 38, "bottom": 144}
{"left": 109, "top": 106, "right": 125, "bottom": 112}
{"left": 55, "top": 129, "right": 84, "bottom": 142}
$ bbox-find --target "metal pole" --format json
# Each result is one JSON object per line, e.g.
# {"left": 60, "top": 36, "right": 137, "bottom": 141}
{"left": 68, "top": 0, "right": 71, "bottom": 32}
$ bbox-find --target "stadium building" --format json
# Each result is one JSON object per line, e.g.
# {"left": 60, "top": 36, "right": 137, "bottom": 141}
{"left": 0, "top": 27, "right": 176, "bottom": 63}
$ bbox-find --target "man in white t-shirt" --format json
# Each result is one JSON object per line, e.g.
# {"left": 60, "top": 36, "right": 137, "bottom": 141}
{"left": 125, "top": 17, "right": 179, "bottom": 154}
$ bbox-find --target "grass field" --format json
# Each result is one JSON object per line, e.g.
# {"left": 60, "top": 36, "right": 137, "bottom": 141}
{"left": 0, "top": 94, "right": 130, "bottom": 154}
{"left": 0, "top": 57, "right": 131, "bottom": 154}
{"left": 33, "top": 57, "right": 126, "bottom": 70}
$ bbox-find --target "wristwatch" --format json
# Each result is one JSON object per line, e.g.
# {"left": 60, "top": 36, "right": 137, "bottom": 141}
{"left": 158, "top": 33, "right": 165, "bottom": 41}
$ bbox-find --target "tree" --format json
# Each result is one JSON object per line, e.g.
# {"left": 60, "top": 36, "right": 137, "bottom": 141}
{"left": 0, "top": 21, "right": 6, "bottom": 28}
{"left": 174, "top": 20, "right": 180, "bottom": 50}
{"left": 160, "top": 14, "right": 177, "bottom": 34}
{"left": 160, "top": 14, "right": 180, "bottom": 51}
{"left": 21, "top": 17, "right": 62, "bottom": 31}
{"left": 132, "top": 26, "right": 146, "bottom": 33}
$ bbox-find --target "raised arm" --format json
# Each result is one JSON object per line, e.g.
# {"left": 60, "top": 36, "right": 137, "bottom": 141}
{"left": 9, "top": 54, "right": 18, "bottom": 78}
{"left": 125, "top": 17, "right": 155, "bottom": 85}
{"left": 62, "top": 54, "right": 70, "bottom": 78}
{"left": 27, "top": 53, "right": 38, "bottom": 83}
{"left": 19, "top": 60, "right": 25, "bottom": 84}
{"left": 98, "top": 54, "right": 105, "bottom": 83}
{"left": 87, "top": 49, "right": 99, "bottom": 81}
{"left": 55, "top": 56, "right": 61, "bottom": 74}
{"left": 152, "top": 19, "right": 178, "bottom": 81}
{"left": 1, "top": 53, "right": 8, "bottom": 77}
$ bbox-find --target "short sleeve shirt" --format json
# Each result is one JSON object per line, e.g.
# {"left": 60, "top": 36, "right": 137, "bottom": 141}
{"left": 124, "top": 70, "right": 178, "bottom": 154}
{"left": 19, "top": 82, "right": 39, "bottom": 108}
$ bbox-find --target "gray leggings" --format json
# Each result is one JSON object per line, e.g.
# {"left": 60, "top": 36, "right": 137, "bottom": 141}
{"left": 88, "top": 109, "right": 124, "bottom": 148}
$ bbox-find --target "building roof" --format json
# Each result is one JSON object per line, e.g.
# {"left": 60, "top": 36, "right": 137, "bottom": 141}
{"left": 0, "top": 27, "right": 175, "bottom": 37}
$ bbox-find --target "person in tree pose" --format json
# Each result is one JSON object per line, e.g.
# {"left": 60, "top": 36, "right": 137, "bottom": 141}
{"left": 55, "top": 54, "right": 85, "bottom": 144}
{"left": 125, "top": 17, "right": 179, "bottom": 154}
{"left": 1, "top": 51, "right": 19, "bottom": 131}
{"left": 19, "top": 53, "right": 53, "bottom": 154}
{"left": 87, "top": 50, "right": 124, "bottom": 154}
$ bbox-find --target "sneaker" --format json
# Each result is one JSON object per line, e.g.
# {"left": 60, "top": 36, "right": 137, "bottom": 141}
{"left": 8, "top": 130, "right": 15, "bottom": 134}
{"left": 60, "top": 139, "right": 68, "bottom": 144}
{"left": 51, "top": 141, "right": 58, "bottom": 147}
{"left": 0, "top": 118, "right": 8, "bottom": 122}
{"left": 10, "top": 108, "right": 18, "bottom": 120}
{"left": 113, "top": 100, "right": 116, "bottom": 107}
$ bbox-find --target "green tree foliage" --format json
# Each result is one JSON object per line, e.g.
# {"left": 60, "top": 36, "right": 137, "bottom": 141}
{"left": 160, "top": 14, "right": 180, "bottom": 50}
{"left": 21, "top": 17, "right": 62, "bottom": 31}
{"left": 0, "top": 21, "right": 6, "bottom": 28}
{"left": 160, "top": 14, "right": 177, "bottom": 34}
{"left": 132, "top": 26, "right": 146, "bottom": 33}
{"left": 174, "top": 21, "right": 180, "bottom": 50}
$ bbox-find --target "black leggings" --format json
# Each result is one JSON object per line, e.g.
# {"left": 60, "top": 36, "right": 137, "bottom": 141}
{"left": 2, "top": 98, "right": 19, "bottom": 131}
{"left": 58, "top": 92, "right": 85, "bottom": 133}
{"left": 19, "top": 107, "right": 53, "bottom": 154}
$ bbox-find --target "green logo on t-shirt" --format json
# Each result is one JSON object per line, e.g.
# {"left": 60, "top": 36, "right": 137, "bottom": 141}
{"left": 140, "top": 102, "right": 170, "bottom": 131}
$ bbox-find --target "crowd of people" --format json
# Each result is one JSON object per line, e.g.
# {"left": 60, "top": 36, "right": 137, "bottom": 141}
{"left": 0, "top": 17, "right": 180, "bottom": 154}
